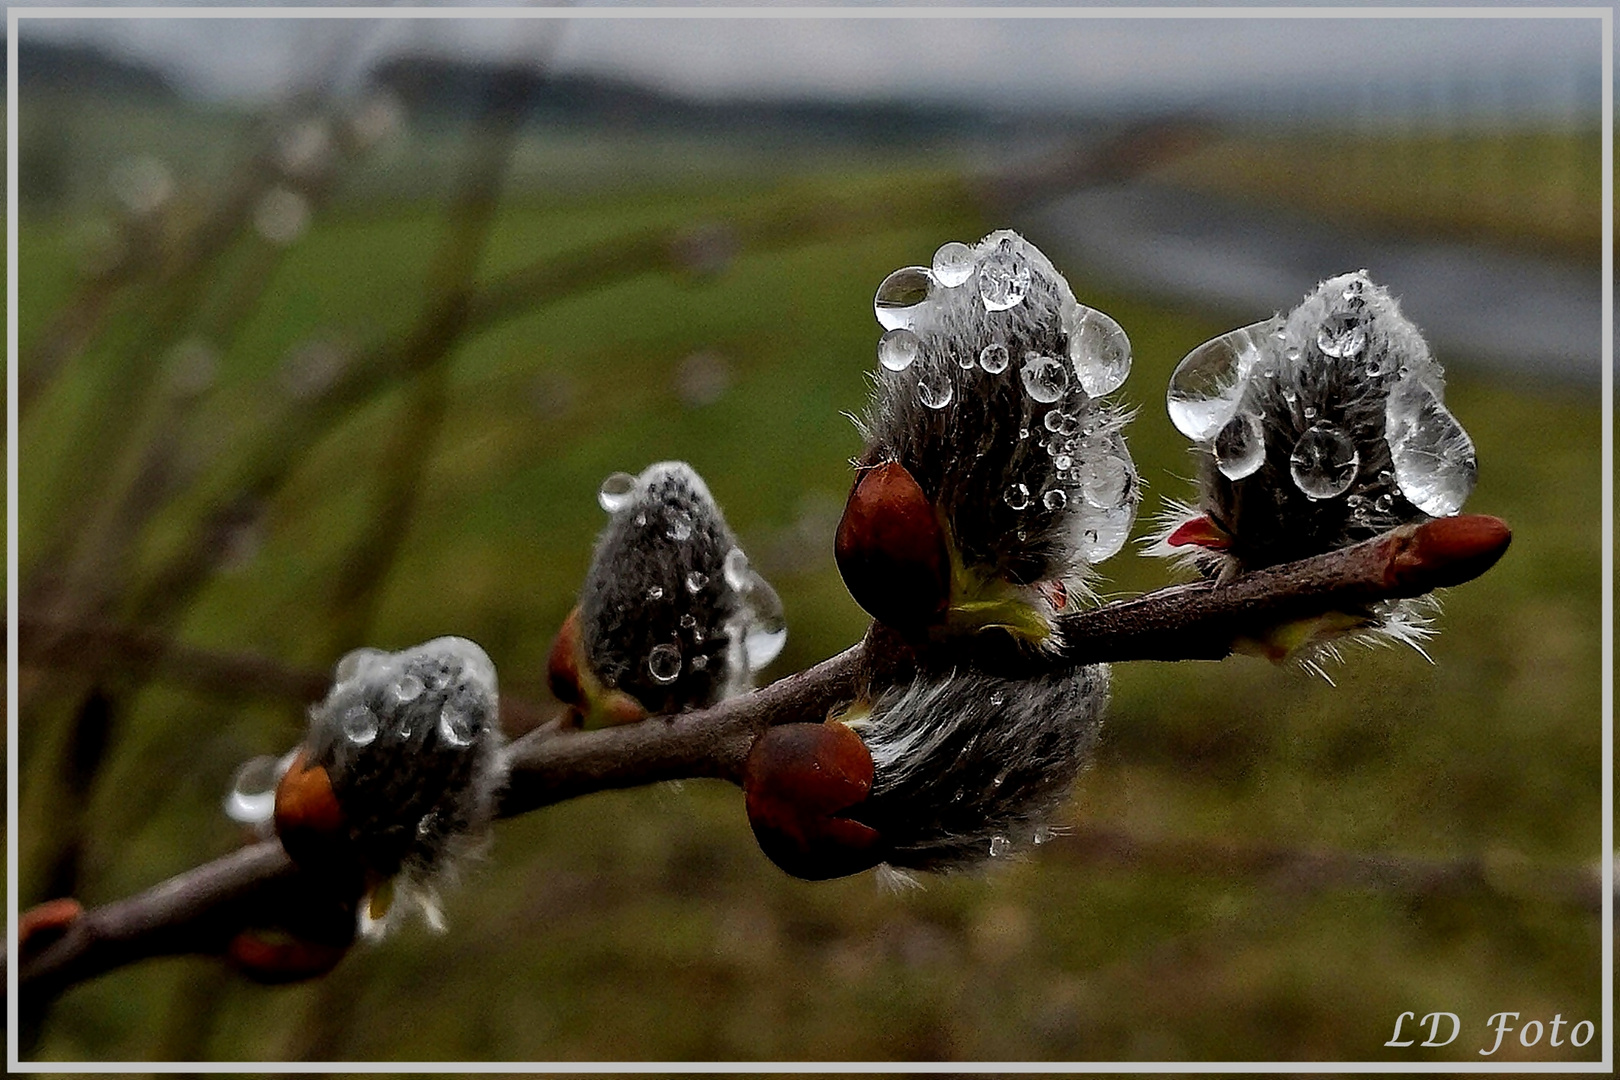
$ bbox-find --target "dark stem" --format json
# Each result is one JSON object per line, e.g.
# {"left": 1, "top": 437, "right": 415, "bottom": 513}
{"left": 11, "top": 516, "right": 1511, "bottom": 1009}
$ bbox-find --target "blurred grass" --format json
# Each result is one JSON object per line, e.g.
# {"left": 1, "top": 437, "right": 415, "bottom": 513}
{"left": 18, "top": 130, "right": 1602, "bottom": 1062}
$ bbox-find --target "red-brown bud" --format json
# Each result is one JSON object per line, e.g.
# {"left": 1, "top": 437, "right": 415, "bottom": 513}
{"left": 835, "top": 461, "right": 950, "bottom": 634}
{"left": 1390, "top": 513, "right": 1511, "bottom": 591}
{"left": 274, "top": 748, "right": 356, "bottom": 878}
{"left": 227, "top": 927, "right": 350, "bottom": 984}
{"left": 18, "top": 897, "right": 84, "bottom": 962}
{"left": 547, "top": 606, "right": 585, "bottom": 706}
{"left": 743, "top": 720, "right": 884, "bottom": 880}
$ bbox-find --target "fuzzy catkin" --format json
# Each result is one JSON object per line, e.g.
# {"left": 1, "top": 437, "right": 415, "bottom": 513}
{"left": 858, "top": 231, "right": 1140, "bottom": 599}
{"left": 304, "top": 637, "right": 506, "bottom": 890}
{"left": 581, "top": 461, "right": 783, "bottom": 714}
{"left": 856, "top": 664, "right": 1108, "bottom": 871}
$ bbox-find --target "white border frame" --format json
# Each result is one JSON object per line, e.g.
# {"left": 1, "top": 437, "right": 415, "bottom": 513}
{"left": 6, "top": 5, "right": 1612, "bottom": 1073}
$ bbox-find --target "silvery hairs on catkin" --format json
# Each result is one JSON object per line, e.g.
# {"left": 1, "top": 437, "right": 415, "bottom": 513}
{"left": 858, "top": 231, "right": 1140, "bottom": 608}
{"left": 306, "top": 637, "right": 507, "bottom": 928}
{"left": 1156, "top": 271, "right": 1477, "bottom": 661}
{"left": 856, "top": 664, "right": 1109, "bottom": 871}
{"left": 583, "top": 461, "right": 782, "bottom": 713}
{"left": 1211, "top": 274, "right": 1456, "bottom": 569}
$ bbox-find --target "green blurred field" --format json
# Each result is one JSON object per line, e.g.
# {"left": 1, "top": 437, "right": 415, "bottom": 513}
{"left": 16, "top": 127, "right": 1603, "bottom": 1063}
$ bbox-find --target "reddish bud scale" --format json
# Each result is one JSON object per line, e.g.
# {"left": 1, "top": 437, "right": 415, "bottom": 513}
{"left": 227, "top": 927, "right": 350, "bottom": 984}
{"left": 274, "top": 748, "right": 360, "bottom": 884}
{"left": 743, "top": 721, "right": 885, "bottom": 881}
{"left": 835, "top": 461, "right": 950, "bottom": 635}
{"left": 18, "top": 897, "right": 84, "bottom": 962}
{"left": 1167, "top": 514, "right": 1233, "bottom": 551}
{"left": 547, "top": 607, "right": 585, "bottom": 706}
{"left": 1390, "top": 514, "right": 1511, "bottom": 592}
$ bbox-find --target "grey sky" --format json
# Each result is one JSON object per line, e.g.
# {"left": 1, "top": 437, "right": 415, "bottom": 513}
{"left": 16, "top": 2, "right": 1605, "bottom": 115}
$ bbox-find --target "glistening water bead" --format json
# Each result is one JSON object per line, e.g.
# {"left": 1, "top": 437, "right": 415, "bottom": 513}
{"left": 917, "top": 370, "right": 953, "bottom": 409}
{"left": 979, "top": 343, "right": 1010, "bottom": 374}
{"left": 1384, "top": 380, "right": 1477, "bottom": 516}
{"left": 1067, "top": 306, "right": 1132, "bottom": 397}
{"left": 1167, "top": 318, "right": 1275, "bottom": 442}
{"left": 1020, "top": 355, "right": 1069, "bottom": 404}
{"left": 647, "top": 643, "right": 682, "bottom": 684}
{"left": 342, "top": 704, "right": 378, "bottom": 746}
{"left": 874, "top": 266, "right": 933, "bottom": 331}
{"left": 1316, "top": 315, "right": 1367, "bottom": 360}
{"left": 1003, "top": 483, "right": 1030, "bottom": 510}
{"left": 598, "top": 472, "right": 638, "bottom": 513}
{"left": 977, "top": 244, "right": 1031, "bottom": 311}
{"left": 878, "top": 328, "right": 920, "bottom": 372}
{"left": 1289, "top": 422, "right": 1360, "bottom": 500}
{"left": 1213, "top": 410, "right": 1265, "bottom": 481}
{"left": 930, "top": 241, "right": 975, "bottom": 287}
{"left": 437, "top": 705, "right": 474, "bottom": 748}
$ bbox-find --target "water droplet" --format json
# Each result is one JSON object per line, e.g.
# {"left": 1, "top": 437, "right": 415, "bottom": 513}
{"left": 1003, "top": 483, "right": 1030, "bottom": 510}
{"left": 648, "top": 643, "right": 682, "bottom": 684}
{"left": 1070, "top": 497, "right": 1138, "bottom": 562}
{"left": 342, "top": 705, "right": 378, "bottom": 747}
{"left": 679, "top": 613, "right": 698, "bottom": 631}
{"left": 437, "top": 705, "right": 475, "bottom": 747}
{"left": 930, "top": 240, "right": 975, "bottom": 287}
{"left": 1374, "top": 492, "right": 1395, "bottom": 512}
{"left": 878, "top": 328, "right": 920, "bottom": 372}
{"left": 989, "top": 690, "right": 1006, "bottom": 707}
{"left": 1384, "top": 380, "right": 1476, "bottom": 516}
{"left": 391, "top": 674, "right": 424, "bottom": 704}
{"left": 1067, "top": 305, "right": 1132, "bottom": 396}
{"left": 977, "top": 242, "right": 1031, "bottom": 311}
{"left": 1020, "top": 355, "right": 1069, "bottom": 403}
{"left": 979, "top": 343, "right": 1009, "bottom": 374}
{"left": 646, "top": 585, "right": 665, "bottom": 601}
{"left": 957, "top": 349, "right": 977, "bottom": 370}
{"left": 917, "top": 370, "right": 953, "bottom": 409}
{"left": 416, "top": 812, "right": 438, "bottom": 840}
{"left": 874, "top": 266, "right": 933, "bottom": 330}
{"left": 1076, "top": 455, "right": 1129, "bottom": 508}
{"left": 1317, "top": 315, "right": 1367, "bottom": 359}
{"left": 1018, "top": 427, "right": 1030, "bottom": 439}
{"left": 1213, "top": 410, "right": 1265, "bottom": 481}
{"left": 1289, "top": 423, "right": 1361, "bottom": 500}
{"left": 634, "top": 511, "right": 647, "bottom": 527}
{"left": 723, "top": 547, "right": 750, "bottom": 591}
{"left": 685, "top": 571, "right": 708, "bottom": 594}
{"left": 691, "top": 654, "right": 709, "bottom": 672}
{"left": 598, "top": 472, "right": 637, "bottom": 513}
{"left": 1043, "top": 489, "right": 1067, "bottom": 510}
{"left": 1366, "top": 358, "right": 1383, "bottom": 378}
{"left": 738, "top": 574, "right": 788, "bottom": 670}
{"left": 224, "top": 755, "right": 282, "bottom": 824}
{"left": 1048, "top": 411, "right": 1082, "bottom": 437}
{"left": 1167, "top": 319, "right": 1275, "bottom": 440}
{"left": 1303, "top": 405, "right": 1317, "bottom": 420}
{"left": 989, "top": 835, "right": 1012, "bottom": 857}
{"left": 665, "top": 510, "right": 693, "bottom": 542}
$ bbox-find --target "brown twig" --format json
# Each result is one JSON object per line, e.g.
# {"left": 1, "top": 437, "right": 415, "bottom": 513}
{"left": 11, "top": 514, "right": 1515, "bottom": 1009}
